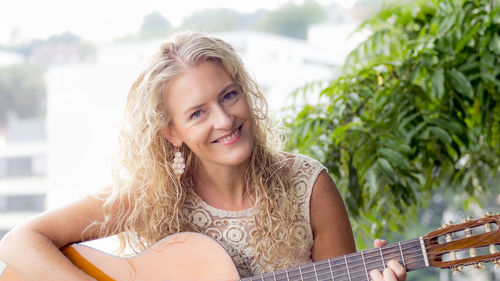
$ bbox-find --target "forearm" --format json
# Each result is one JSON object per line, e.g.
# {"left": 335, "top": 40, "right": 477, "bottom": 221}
{"left": 0, "top": 227, "right": 95, "bottom": 281}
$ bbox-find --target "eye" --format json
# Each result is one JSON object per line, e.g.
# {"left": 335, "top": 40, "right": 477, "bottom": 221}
{"left": 190, "top": 110, "right": 202, "bottom": 119}
{"left": 222, "top": 91, "right": 237, "bottom": 102}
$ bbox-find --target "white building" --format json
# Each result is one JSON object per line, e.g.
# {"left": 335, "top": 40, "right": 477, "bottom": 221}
{"left": 0, "top": 117, "right": 47, "bottom": 238}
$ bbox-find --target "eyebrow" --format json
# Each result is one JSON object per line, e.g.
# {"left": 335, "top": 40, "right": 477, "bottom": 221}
{"left": 183, "top": 82, "right": 239, "bottom": 115}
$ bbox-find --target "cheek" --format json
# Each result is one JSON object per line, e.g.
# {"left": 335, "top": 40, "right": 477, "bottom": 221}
{"left": 184, "top": 123, "right": 212, "bottom": 146}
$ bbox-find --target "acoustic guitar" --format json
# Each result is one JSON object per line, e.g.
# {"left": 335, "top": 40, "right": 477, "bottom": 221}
{"left": 1, "top": 213, "right": 499, "bottom": 281}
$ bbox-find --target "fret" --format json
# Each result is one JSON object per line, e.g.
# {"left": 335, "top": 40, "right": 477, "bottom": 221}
{"left": 327, "top": 258, "right": 335, "bottom": 280}
{"left": 398, "top": 242, "right": 406, "bottom": 269}
{"left": 401, "top": 238, "right": 428, "bottom": 272}
{"left": 343, "top": 255, "right": 352, "bottom": 281}
{"left": 344, "top": 252, "right": 370, "bottom": 280}
{"left": 298, "top": 264, "right": 317, "bottom": 280}
{"left": 312, "top": 262, "right": 319, "bottom": 281}
{"left": 378, "top": 247, "right": 386, "bottom": 268}
{"left": 255, "top": 272, "right": 277, "bottom": 281}
{"left": 298, "top": 265, "right": 304, "bottom": 281}
{"left": 361, "top": 251, "right": 369, "bottom": 280}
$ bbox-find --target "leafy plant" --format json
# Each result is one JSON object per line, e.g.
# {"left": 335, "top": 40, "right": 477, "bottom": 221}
{"left": 283, "top": 0, "right": 500, "bottom": 246}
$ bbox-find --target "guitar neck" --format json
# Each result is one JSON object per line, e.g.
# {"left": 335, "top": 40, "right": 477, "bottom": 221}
{"left": 243, "top": 237, "right": 429, "bottom": 281}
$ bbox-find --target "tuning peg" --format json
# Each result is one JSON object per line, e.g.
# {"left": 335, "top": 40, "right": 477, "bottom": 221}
{"left": 441, "top": 221, "right": 454, "bottom": 228}
{"left": 452, "top": 265, "right": 463, "bottom": 274}
{"left": 494, "top": 259, "right": 500, "bottom": 270}
{"left": 473, "top": 262, "right": 485, "bottom": 270}
{"left": 461, "top": 217, "right": 473, "bottom": 223}
{"left": 483, "top": 211, "right": 494, "bottom": 218}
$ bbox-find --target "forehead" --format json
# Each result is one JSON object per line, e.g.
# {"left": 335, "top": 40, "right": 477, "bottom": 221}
{"left": 165, "top": 61, "right": 235, "bottom": 113}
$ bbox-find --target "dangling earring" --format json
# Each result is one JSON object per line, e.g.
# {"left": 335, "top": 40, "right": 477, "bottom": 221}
{"left": 173, "top": 150, "right": 185, "bottom": 176}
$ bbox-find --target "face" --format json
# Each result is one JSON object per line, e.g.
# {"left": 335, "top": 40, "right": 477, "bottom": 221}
{"left": 163, "top": 61, "right": 254, "bottom": 168}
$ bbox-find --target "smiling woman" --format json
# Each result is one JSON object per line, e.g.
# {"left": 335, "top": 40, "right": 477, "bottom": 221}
{"left": 0, "top": 32, "right": 405, "bottom": 281}
{"left": 162, "top": 62, "right": 254, "bottom": 168}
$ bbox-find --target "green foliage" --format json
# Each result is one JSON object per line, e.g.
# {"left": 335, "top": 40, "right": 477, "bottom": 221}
{"left": 180, "top": 8, "right": 266, "bottom": 32}
{"left": 178, "top": 0, "right": 327, "bottom": 39}
{"left": 139, "top": 11, "right": 171, "bottom": 38}
{"left": 283, "top": 0, "right": 500, "bottom": 246}
{"left": 0, "top": 64, "right": 46, "bottom": 127}
{"left": 256, "top": 0, "right": 328, "bottom": 39}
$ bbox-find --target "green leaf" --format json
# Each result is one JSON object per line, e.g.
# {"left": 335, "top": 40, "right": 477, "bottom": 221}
{"left": 406, "top": 122, "right": 427, "bottom": 142}
{"left": 379, "top": 148, "right": 410, "bottom": 169}
{"left": 428, "top": 118, "right": 462, "bottom": 134}
{"left": 432, "top": 68, "right": 445, "bottom": 99}
{"left": 377, "top": 157, "right": 397, "bottom": 183}
{"left": 455, "top": 22, "right": 481, "bottom": 53}
{"left": 377, "top": 139, "right": 413, "bottom": 154}
{"left": 429, "top": 126, "right": 452, "bottom": 143}
{"left": 447, "top": 68, "right": 474, "bottom": 98}
{"left": 480, "top": 72, "right": 500, "bottom": 88}
{"left": 488, "top": 33, "right": 500, "bottom": 56}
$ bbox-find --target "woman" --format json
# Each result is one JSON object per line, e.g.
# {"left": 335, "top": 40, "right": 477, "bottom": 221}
{"left": 0, "top": 32, "right": 405, "bottom": 281}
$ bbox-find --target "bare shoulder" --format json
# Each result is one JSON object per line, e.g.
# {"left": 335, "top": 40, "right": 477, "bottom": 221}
{"left": 310, "top": 170, "right": 356, "bottom": 261}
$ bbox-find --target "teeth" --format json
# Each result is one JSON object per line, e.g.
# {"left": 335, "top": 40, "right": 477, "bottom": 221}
{"left": 219, "top": 128, "right": 240, "bottom": 143}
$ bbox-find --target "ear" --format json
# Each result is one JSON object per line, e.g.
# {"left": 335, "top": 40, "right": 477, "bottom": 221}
{"left": 161, "top": 125, "right": 183, "bottom": 147}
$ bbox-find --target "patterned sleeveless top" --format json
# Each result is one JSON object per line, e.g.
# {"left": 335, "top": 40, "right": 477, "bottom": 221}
{"left": 183, "top": 154, "right": 327, "bottom": 277}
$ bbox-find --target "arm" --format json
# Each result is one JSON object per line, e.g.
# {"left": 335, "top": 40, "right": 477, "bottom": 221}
{"left": 310, "top": 170, "right": 356, "bottom": 260}
{"left": 310, "top": 171, "right": 406, "bottom": 281}
{"left": 0, "top": 192, "right": 111, "bottom": 281}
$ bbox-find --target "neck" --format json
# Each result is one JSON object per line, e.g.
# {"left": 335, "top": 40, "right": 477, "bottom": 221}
{"left": 193, "top": 158, "right": 251, "bottom": 210}
{"left": 241, "top": 237, "right": 429, "bottom": 281}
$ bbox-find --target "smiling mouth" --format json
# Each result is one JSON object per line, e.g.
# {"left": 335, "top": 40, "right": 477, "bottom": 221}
{"left": 213, "top": 125, "right": 242, "bottom": 144}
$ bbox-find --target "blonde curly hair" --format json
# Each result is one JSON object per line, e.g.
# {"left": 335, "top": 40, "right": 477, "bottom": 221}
{"left": 97, "top": 32, "right": 307, "bottom": 271}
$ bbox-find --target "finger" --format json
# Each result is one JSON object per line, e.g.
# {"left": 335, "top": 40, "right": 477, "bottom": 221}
{"left": 373, "top": 238, "right": 387, "bottom": 248}
{"left": 382, "top": 267, "right": 399, "bottom": 281}
{"left": 370, "top": 269, "right": 384, "bottom": 281}
{"left": 387, "top": 260, "right": 407, "bottom": 281}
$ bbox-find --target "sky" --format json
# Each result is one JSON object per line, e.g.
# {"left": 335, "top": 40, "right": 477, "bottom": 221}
{"left": 0, "top": 0, "right": 356, "bottom": 44}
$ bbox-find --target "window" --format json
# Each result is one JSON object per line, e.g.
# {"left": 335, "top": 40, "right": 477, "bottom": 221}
{"left": 0, "top": 156, "right": 47, "bottom": 178}
{"left": 0, "top": 194, "right": 45, "bottom": 212}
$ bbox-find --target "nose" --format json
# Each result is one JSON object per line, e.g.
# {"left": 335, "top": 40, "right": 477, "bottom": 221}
{"left": 212, "top": 105, "right": 233, "bottom": 130}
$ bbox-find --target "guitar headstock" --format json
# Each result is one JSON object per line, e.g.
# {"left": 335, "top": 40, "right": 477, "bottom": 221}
{"left": 423, "top": 212, "right": 500, "bottom": 272}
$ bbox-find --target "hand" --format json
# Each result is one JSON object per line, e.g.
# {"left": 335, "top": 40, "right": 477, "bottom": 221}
{"left": 369, "top": 239, "right": 407, "bottom": 281}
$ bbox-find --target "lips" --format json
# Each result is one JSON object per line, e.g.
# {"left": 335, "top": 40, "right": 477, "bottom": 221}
{"left": 213, "top": 125, "right": 242, "bottom": 143}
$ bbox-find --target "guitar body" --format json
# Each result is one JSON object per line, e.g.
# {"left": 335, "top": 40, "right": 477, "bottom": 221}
{"left": 0, "top": 232, "right": 240, "bottom": 281}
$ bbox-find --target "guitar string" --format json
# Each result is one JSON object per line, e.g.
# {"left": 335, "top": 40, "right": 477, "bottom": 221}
{"left": 293, "top": 240, "right": 424, "bottom": 271}
{"left": 305, "top": 229, "right": 499, "bottom": 268}
{"left": 253, "top": 258, "right": 426, "bottom": 281}
{"left": 291, "top": 242, "right": 425, "bottom": 273}
{"left": 247, "top": 237, "right": 497, "bottom": 281}
{"left": 249, "top": 244, "right": 426, "bottom": 281}
{"left": 247, "top": 258, "right": 427, "bottom": 281}
{"left": 292, "top": 239, "right": 500, "bottom": 281}
{"left": 244, "top": 224, "right": 500, "bottom": 281}
{"left": 250, "top": 238, "right": 447, "bottom": 281}
{"left": 271, "top": 255, "right": 425, "bottom": 281}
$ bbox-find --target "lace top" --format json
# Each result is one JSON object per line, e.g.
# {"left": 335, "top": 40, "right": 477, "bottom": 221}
{"left": 183, "top": 154, "right": 327, "bottom": 277}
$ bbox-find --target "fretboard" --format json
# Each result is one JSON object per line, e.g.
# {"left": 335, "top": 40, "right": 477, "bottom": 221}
{"left": 241, "top": 237, "right": 429, "bottom": 281}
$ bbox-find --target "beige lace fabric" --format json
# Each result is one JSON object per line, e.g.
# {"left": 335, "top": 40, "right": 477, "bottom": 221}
{"left": 183, "top": 154, "right": 327, "bottom": 277}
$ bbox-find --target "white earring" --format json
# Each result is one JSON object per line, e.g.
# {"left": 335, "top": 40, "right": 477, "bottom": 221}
{"left": 173, "top": 151, "right": 185, "bottom": 175}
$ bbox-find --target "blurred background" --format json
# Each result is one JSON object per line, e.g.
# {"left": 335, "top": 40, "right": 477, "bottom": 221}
{"left": 1, "top": 0, "right": 499, "bottom": 280}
